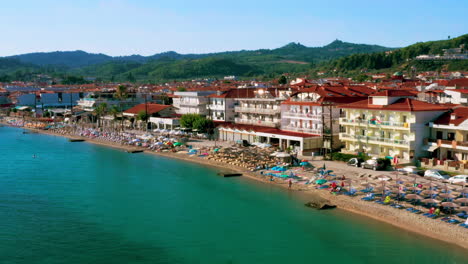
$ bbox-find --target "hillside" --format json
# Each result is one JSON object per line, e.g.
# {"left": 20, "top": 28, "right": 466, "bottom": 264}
{"left": 318, "top": 34, "right": 468, "bottom": 75}
{"left": 1, "top": 40, "right": 393, "bottom": 81}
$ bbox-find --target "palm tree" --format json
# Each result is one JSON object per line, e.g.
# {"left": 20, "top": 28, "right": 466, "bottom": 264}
{"left": 109, "top": 105, "right": 120, "bottom": 130}
{"left": 94, "top": 103, "right": 108, "bottom": 128}
{"left": 113, "top": 85, "right": 128, "bottom": 130}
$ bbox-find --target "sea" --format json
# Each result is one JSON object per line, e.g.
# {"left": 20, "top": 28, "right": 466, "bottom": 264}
{"left": 1, "top": 125, "right": 467, "bottom": 264}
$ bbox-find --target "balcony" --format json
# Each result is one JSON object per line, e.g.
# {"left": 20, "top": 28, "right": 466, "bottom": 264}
{"left": 234, "top": 106, "right": 281, "bottom": 114}
{"left": 234, "top": 118, "right": 279, "bottom": 128}
{"left": 339, "top": 133, "right": 410, "bottom": 147}
{"left": 207, "top": 104, "right": 224, "bottom": 111}
{"left": 179, "top": 102, "right": 205, "bottom": 107}
{"left": 339, "top": 118, "right": 410, "bottom": 129}
{"left": 426, "top": 138, "right": 468, "bottom": 151}
{"left": 282, "top": 111, "right": 322, "bottom": 119}
{"left": 283, "top": 126, "right": 322, "bottom": 135}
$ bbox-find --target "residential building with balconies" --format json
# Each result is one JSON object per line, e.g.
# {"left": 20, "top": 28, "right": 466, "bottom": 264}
{"left": 206, "top": 89, "right": 256, "bottom": 122}
{"left": 425, "top": 107, "right": 468, "bottom": 161}
{"left": 172, "top": 91, "right": 216, "bottom": 116}
{"left": 281, "top": 85, "right": 375, "bottom": 152}
{"left": 234, "top": 88, "right": 291, "bottom": 128}
{"left": 339, "top": 90, "right": 452, "bottom": 162}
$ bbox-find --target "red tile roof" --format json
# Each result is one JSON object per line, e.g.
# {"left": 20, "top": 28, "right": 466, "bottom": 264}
{"left": 218, "top": 124, "right": 320, "bottom": 138}
{"left": 448, "top": 89, "right": 468, "bottom": 94}
{"left": 124, "top": 103, "right": 171, "bottom": 115}
{"left": 447, "top": 79, "right": 468, "bottom": 88}
{"left": 433, "top": 107, "right": 468, "bottom": 126}
{"left": 372, "top": 90, "right": 416, "bottom": 97}
{"left": 339, "top": 98, "right": 453, "bottom": 112}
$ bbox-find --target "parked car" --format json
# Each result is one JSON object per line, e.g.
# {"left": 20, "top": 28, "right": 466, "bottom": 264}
{"left": 397, "top": 166, "right": 424, "bottom": 176}
{"left": 424, "top": 169, "right": 451, "bottom": 180}
{"left": 347, "top": 157, "right": 364, "bottom": 167}
{"left": 362, "top": 158, "right": 386, "bottom": 171}
{"left": 448, "top": 175, "right": 468, "bottom": 184}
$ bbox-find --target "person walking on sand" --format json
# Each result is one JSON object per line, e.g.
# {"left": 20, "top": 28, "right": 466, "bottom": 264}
{"left": 288, "top": 178, "right": 292, "bottom": 189}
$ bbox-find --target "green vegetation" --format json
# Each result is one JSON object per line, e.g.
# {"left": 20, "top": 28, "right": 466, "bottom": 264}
{"left": 318, "top": 34, "right": 468, "bottom": 74}
{"left": 180, "top": 114, "right": 214, "bottom": 133}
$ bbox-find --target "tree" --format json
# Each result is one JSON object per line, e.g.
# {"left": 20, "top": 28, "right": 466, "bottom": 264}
{"left": 193, "top": 117, "right": 215, "bottom": 133}
{"left": 177, "top": 87, "right": 187, "bottom": 92}
{"left": 43, "top": 110, "right": 51, "bottom": 118}
{"left": 94, "top": 103, "right": 108, "bottom": 127}
{"left": 159, "top": 93, "right": 173, "bottom": 105}
{"left": 180, "top": 114, "right": 202, "bottom": 129}
{"left": 113, "top": 85, "right": 128, "bottom": 130}
{"left": 126, "top": 72, "right": 136, "bottom": 83}
{"left": 136, "top": 110, "right": 149, "bottom": 122}
{"left": 278, "top": 75, "right": 287, "bottom": 85}
{"left": 109, "top": 105, "right": 120, "bottom": 129}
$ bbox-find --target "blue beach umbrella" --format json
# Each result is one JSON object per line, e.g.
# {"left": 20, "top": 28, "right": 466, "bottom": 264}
{"left": 316, "top": 179, "right": 327, "bottom": 185}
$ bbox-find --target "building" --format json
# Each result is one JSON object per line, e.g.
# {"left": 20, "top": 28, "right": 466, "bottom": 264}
{"left": 123, "top": 103, "right": 177, "bottom": 130}
{"left": 77, "top": 92, "right": 142, "bottom": 111}
{"left": 339, "top": 90, "right": 452, "bottom": 162}
{"left": 281, "top": 85, "right": 375, "bottom": 153}
{"left": 172, "top": 91, "right": 216, "bottom": 116}
{"left": 234, "top": 88, "right": 292, "bottom": 128}
{"left": 206, "top": 88, "right": 257, "bottom": 122}
{"left": 425, "top": 107, "right": 468, "bottom": 161}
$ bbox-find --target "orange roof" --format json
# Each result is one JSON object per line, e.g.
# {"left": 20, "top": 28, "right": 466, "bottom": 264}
{"left": 433, "top": 107, "right": 468, "bottom": 126}
{"left": 372, "top": 90, "right": 416, "bottom": 97}
{"left": 447, "top": 79, "right": 468, "bottom": 88}
{"left": 124, "top": 103, "right": 171, "bottom": 115}
{"left": 339, "top": 98, "right": 453, "bottom": 112}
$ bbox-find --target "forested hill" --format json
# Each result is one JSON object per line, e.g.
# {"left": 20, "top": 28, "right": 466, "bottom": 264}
{"left": 4, "top": 40, "right": 392, "bottom": 69}
{"left": 318, "top": 34, "right": 468, "bottom": 74}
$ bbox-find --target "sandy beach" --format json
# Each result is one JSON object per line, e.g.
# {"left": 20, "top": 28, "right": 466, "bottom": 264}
{"left": 5, "top": 123, "right": 468, "bottom": 251}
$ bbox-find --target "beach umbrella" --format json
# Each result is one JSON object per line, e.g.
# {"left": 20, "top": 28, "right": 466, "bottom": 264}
{"left": 438, "top": 193, "right": 456, "bottom": 199}
{"left": 316, "top": 179, "right": 327, "bottom": 185}
{"left": 377, "top": 175, "right": 392, "bottom": 181}
{"left": 407, "top": 186, "right": 422, "bottom": 191}
{"left": 441, "top": 202, "right": 460, "bottom": 208}
{"left": 421, "top": 199, "right": 440, "bottom": 204}
{"left": 406, "top": 194, "right": 423, "bottom": 200}
{"left": 173, "top": 142, "right": 183, "bottom": 146}
{"left": 276, "top": 153, "right": 290, "bottom": 158}
{"left": 459, "top": 206, "right": 468, "bottom": 212}
{"left": 455, "top": 198, "right": 468, "bottom": 203}
{"left": 423, "top": 190, "right": 439, "bottom": 195}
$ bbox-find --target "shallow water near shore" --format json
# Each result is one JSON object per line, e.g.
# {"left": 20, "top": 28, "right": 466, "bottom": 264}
{"left": 1, "top": 126, "right": 468, "bottom": 264}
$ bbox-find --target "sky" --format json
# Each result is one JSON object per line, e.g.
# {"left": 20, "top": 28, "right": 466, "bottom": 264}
{"left": 0, "top": 0, "right": 466, "bottom": 56}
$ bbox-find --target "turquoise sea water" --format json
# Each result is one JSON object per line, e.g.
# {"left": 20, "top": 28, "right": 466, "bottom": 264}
{"left": 0, "top": 126, "right": 467, "bottom": 264}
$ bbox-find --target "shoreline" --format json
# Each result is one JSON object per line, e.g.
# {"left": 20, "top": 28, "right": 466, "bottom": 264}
{"left": 4, "top": 124, "right": 468, "bottom": 251}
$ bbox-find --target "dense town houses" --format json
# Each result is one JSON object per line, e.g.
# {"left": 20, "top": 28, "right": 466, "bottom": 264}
{"left": 339, "top": 90, "right": 452, "bottom": 163}
{"left": 4, "top": 75, "right": 468, "bottom": 163}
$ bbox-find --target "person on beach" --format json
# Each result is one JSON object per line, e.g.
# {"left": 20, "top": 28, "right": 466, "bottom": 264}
{"left": 435, "top": 208, "right": 441, "bottom": 216}
{"left": 429, "top": 207, "right": 435, "bottom": 215}
{"left": 288, "top": 178, "right": 292, "bottom": 189}
{"left": 270, "top": 175, "right": 274, "bottom": 182}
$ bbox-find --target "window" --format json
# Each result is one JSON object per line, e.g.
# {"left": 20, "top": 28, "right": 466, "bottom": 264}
{"left": 448, "top": 133, "right": 455, "bottom": 141}
{"left": 436, "top": 131, "right": 443, "bottom": 139}
{"left": 361, "top": 130, "right": 366, "bottom": 136}
{"left": 381, "top": 131, "right": 385, "bottom": 138}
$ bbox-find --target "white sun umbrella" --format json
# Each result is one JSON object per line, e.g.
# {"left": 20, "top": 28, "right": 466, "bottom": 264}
{"left": 276, "top": 152, "right": 290, "bottom": 158}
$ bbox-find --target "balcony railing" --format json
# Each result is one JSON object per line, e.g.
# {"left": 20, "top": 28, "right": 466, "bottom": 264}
{"left": 207, "top": 104, "right": 224, "bottom": 110}
{"left": 427, "top": 138, "right": 468, "bottom": 148}
{"left": 282, "top": 111, "right": 322, "bottom": 119}
{"left": 283, "top": 126, "right": 322, "bottom": 134}
{"left": 339, "top": 118, "right": 410, "bottom": 128}
{"left": 339, "top": 133, "right": 410, "bottom": 146}
{"left": 235, "top": 106, "right": 281, "bottom": 114}
{"left": 234, "top": 118, "right": 279, "bottom": 128}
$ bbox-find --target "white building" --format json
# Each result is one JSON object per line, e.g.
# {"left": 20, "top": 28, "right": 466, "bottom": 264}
{"left": 172, "top": 91, "right": 216, "bottom": 116}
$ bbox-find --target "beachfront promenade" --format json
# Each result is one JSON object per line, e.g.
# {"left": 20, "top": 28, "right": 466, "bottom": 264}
{"left": 2, "top": 118, "right": 468, "bottom": 250}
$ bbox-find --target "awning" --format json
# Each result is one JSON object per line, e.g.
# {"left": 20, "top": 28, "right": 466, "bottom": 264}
{"left": 422, "top": 144, "right": 439, "bottom": 152}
